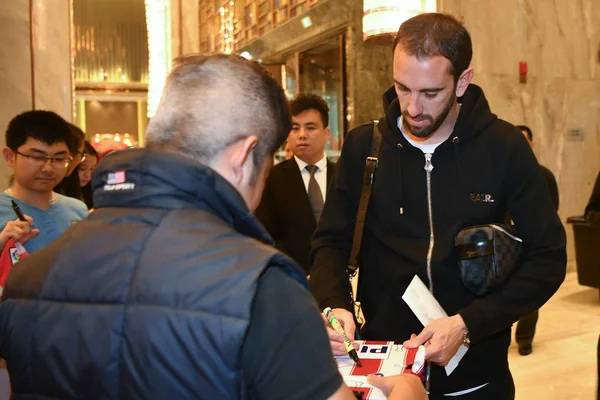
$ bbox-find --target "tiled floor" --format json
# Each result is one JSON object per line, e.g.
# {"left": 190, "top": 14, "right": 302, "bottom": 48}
{"left": 509, "top": 271, "right": 599, "bottom": 399}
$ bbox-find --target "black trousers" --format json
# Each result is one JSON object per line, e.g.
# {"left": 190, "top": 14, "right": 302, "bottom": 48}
{"left": 596, "top": 335, "right": 599, "bottom": 400}
{"left": 429, "top": 370, "right": 515, "bottom": 400}
{"left": 515, "top": 310, "right": 539, "bottom": 345}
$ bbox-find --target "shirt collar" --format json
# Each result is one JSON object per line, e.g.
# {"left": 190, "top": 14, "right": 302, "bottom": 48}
{"left": 294, "top": 154, "right": 327, "bottom": 172}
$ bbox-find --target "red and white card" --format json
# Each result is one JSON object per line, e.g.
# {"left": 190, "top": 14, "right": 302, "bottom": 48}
{"left": 336, "top": 341, "right": 426, "bottom": 399}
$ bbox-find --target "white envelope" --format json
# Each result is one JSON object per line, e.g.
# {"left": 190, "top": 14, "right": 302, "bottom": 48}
{"left": 401, "top": 275, "right": 468, "bottom": 375}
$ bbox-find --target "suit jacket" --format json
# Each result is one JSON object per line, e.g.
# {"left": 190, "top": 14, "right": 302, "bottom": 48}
{"left": 255, "top": 157, "right": 335, "bottom": 274}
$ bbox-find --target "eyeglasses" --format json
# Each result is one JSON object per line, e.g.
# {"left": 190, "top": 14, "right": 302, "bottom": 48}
{"left": 16, "top": 152, "right": 73, "bottom": 169}
{"left": 77, "top": 150, "right": 87, "bottom": 162}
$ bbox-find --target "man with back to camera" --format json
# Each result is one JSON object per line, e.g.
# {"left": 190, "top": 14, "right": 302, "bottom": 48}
{"left": 0, "top": 110, "right": 88, "bottom": 254}
{"left": 514, "top": 125, "right": 560, "bottom": 356}
{"left": 0, "top": 55, "right": 426, "bottom": 400}
{"left": 310, "top": 13, "right": 566, "bottom": 399}
{"left": 256, "top": 93, "right": 335, "bottom": 274}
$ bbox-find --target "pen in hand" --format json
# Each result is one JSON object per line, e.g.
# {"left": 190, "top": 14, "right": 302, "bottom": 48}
{"left": 324, "top": 307, "right": 362, "bottom": 367}
{"left": 10, "top": 199, "right": 33, "bottom": 253}
{"left": 11, "top": 200, "right": 27, "bottom": 222}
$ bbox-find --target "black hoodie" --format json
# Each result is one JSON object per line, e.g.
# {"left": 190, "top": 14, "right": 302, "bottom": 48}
{"left": 310, "top": 84, "right": 566, "bottom": 395}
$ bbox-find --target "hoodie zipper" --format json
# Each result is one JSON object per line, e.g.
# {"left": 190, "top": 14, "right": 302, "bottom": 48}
{"left": 424, "top": 153, "right": 435, "bottom": 293}
{"left": 424, "top": 152, "right": 434, "bottom": 392}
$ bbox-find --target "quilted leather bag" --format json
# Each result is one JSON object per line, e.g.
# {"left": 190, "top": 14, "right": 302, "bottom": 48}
{"left": 455, "top": 224, "right": 523, "bottom": 296}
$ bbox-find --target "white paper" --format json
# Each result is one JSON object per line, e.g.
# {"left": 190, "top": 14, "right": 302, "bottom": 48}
{"left": 401, "top": 275, "right": 468, "bottom": 375}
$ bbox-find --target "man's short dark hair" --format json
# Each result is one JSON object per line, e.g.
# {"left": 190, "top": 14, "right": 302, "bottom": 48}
{"left": 5, "top": 110, "right": 71, "bottom": 152}
{"left": 517, "top": 125, "right": 533, "bottom": 141}
{"left": 393, "top": 13, "right": 473, "bottom": 83}
{"left": 289, "top": 94, "right": 330, "bottom": 128}
{"left": 67, "top": 123, "right": 86, "bottom": 155}
{"left": 146, "top": 54, "right": 291, "bottom": 177}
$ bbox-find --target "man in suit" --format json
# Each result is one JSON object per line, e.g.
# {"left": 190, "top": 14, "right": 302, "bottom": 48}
{"left": 256, "top": 94, "right": 334, "bottom": 274}
{"left": 515, "top": 125, "right": 560, "bottom": 356}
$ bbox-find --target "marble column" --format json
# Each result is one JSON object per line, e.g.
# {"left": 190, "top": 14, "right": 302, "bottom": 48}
{"left": 438, "top": 0, "right": 600, "bottom": 262}
{"left": 0, "top": 1, "right": 72, "bottom": 395}
{"left": 345, "top": 6, "right": 394, "bottom": 128}
{"left": 0, "top": 0, "right": 74, "bottom": 189}
{"left": 171, "top": 0, "right": 200, "bottom": 58}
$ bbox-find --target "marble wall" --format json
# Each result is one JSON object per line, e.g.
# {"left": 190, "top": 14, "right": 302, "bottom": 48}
{"left": 233, "top": 0, "right": 394, "bottom": 130}
{"left": 0, "top": 0, "right": 73, "bottom": 189}
{"left": 345, "top": 1, "right": 394, "bottom": 127}
{"left": 438, "top": 0, "right": 600, "bottom": 261}
{"left": 171, "top": 0, "right": 598, "bottom": 260}
{"left": 171, "top": 0, "right": 200, "bottom": 58}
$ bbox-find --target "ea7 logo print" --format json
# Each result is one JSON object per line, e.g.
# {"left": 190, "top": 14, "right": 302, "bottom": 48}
{"left": 470, "top": 193, "right": 495, "bottom": 203}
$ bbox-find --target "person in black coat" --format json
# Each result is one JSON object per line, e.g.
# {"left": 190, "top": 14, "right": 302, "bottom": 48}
{"left": 585, "top": 171, "right": 600, "bottom": 226}
{"left": 310, "top": 13, "right": 566, "bottom": 399}
{"left": 514, "top": 125, "right": 560, "bottom": 356}
{"left": 77, "top": 141, "right": 98, "bottom": 209}
{"left": 255, "top": 94, "right": 335, "bottom": 274}
{"left": 54, "top": 123, "right": 86, "bottom": 200}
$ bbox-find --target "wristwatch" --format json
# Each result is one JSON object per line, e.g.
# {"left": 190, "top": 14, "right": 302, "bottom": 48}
{"left": 462, "top": 328, "right": 471, "bottom": 348}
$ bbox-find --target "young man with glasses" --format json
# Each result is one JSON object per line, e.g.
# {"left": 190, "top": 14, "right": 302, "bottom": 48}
{"left": 0, "top": 111, "right": 88, "bottom": 253}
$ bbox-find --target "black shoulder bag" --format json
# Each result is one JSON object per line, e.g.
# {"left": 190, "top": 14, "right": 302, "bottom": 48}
{"left": 347, "top": 121, "right": 383, "bottom": 332}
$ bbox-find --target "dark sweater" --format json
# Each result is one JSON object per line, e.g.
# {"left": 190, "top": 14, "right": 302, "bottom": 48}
{"left": 539, "top": 165, "right": 559, "bottom": 211}
{"left": 585, "top": 171, "right": 600, "bottom": 226}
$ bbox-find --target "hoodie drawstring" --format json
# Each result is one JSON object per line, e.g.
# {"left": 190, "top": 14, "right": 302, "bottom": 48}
{"left": 453, "top": 136, "right": 461, "bottom": 175}
{"left": 452, "top": 136, "right": 465, "bottom": 223}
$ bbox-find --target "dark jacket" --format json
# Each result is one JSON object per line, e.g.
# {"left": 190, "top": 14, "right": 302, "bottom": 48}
{"left": 0, "top": 148, "right": 306, "bottom": 399}
{"left": 585, "top": 171, "right": 600, "bottom": 225}
{"left": 54, "top": 170, "right": 83, "bottom": 201}
{"left": 255, "top": 157, "right": 335, "bottom": 273}
{"left": 539, "top": 164, "right": 559, "bottom": 211}
{"left": 310, "top": 85, "right": 567, "bottom": 395}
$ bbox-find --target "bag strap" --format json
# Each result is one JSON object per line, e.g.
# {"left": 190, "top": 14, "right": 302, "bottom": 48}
{"left": 348, "top": 121, "right": 383, "bottom": 275}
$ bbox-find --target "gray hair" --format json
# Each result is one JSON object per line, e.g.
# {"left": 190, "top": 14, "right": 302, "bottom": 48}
{"left": 146, "top": 54, "right": 291, "bottom": 169}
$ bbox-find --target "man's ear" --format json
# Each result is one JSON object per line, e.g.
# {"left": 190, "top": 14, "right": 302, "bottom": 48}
{"left": 3, "top": 147, "right": 15, "bottom": 167}
{"left": 456, "top": 67, "right": 474, "bottom": 97}
{"left": 229, "top": 136, "right": 259, "bottom": 184}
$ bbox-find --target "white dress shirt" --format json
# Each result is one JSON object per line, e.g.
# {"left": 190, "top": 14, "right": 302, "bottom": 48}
{"left": 294, "top": 155, "right": 328, "bottom": 202}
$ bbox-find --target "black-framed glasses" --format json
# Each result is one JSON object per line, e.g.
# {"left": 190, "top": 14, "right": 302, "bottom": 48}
{"left": 16, "top": 152, "right": 73, "bottom": 170}
{"left": 77, "top": 150, "right": 87, "bottom": 162}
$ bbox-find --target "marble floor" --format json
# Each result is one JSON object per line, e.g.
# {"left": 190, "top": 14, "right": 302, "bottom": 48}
{"left": 509, "top": 270, "right": 599, "bottom": 400}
